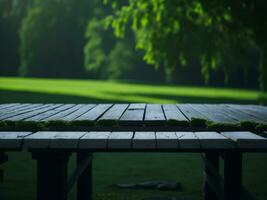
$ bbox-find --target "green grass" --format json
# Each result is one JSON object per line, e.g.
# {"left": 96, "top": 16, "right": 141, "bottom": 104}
{"left": 0, "top": 77, "right": 263, "bottom": 104}
{"left": 0, "top": 77, "right": 267, "bottom": 200}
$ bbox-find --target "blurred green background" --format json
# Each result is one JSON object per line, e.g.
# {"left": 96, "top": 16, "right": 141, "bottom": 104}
{"left": 0, "top": 0, "right": 267, "bottom": 200}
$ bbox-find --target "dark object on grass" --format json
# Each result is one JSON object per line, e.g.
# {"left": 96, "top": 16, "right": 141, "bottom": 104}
{"left": 116, "top": 181, "right": 182, "bottom": 191}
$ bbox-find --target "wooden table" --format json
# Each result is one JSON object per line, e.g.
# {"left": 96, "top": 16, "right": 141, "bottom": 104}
{"left": 0, "top": 103, "right": 267, "bottom": 200}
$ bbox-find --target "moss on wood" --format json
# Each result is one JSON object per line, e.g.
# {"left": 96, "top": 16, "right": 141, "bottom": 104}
{"left": 207, "top": 122, "right": 241, "bottom": 131}
{"left": 166, "top": 119, "right": 190, "bottom": 126}
{"left": 96, "top": 119, "right": 118, "bottom": 126}
{"left": 255, "top": 123, "right": 267, "bottom": 133}
{"left": 190, "top": 118, "right": 207, "bottom": 127}
{"left": 14, "top": 121, "right": 46, "bottom": 131}
{"left": 45, "top": 120, "right": 71, "bottom": 127}
{"left": 69, "top": 120, "right": 95, "bottom": 127}
{"left": 240, "top": 121, "right": 259, "bottom": 131}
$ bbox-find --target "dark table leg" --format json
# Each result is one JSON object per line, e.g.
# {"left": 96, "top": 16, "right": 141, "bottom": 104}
{"left": 224, "top": 152, "right": 242, "bottom": 200}
{"left": 0, "top": 151, "right": 8, "bottom": 182}
{"left": 32, "top": 151, "right": 71, "bottom": 200}
{"left": 203, "top": 152, "right": 221, "bottom": 200}
{"left": 77, "top": 152, "right": 93, "bottom": 200}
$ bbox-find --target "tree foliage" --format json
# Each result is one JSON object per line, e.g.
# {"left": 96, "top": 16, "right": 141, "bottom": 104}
{"left": 107, "top": 0, "right": 267, "bottom": 90}
{"left": 20, "top": 0, "right": 91, "bottom": 77}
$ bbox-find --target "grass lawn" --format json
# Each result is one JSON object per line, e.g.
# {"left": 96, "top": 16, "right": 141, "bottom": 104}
{"left": 0, "top": 77, "right": 267, "bottom": 200}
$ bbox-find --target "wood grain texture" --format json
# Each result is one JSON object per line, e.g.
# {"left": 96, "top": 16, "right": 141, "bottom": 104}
{"left": 144, "top": 104, "right": 165, "bottom": 125}
{"left": 133, "top": 132, "right": 156, "bottom": 149}
{"left": 156, "top": 132, "right": 179, "bottom": 149}
{"left": 175, "top": 132, "right": 200, "bottom": 149}
{"left": 119, "top": 104, "right": 146, "bottom": 125}
{"left": 79, "top": 132, "right": 110, "bottom": 149}
{"left": 220, "top": 131, "right": 267, "bottom": 149}
{"left": 194, "top": 131, "right": 233, "bottom": 149}
{"left": 108, "top": 131, "right": 133, "bottom": 149}
{"left": 24, "top": 131, "right": 86, "bottom": 149}
{"left": 0, "top": 132, "right": 32, "bottom": 149}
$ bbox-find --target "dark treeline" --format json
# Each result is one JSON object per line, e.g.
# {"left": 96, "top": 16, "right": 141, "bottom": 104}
{"left": 0, "top": 0, "right": 260, "bottom": 88}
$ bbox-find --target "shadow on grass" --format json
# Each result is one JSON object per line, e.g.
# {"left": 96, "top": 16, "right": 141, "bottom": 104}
{"left": 0, "top": 89, "right": 259, "bottom": 104}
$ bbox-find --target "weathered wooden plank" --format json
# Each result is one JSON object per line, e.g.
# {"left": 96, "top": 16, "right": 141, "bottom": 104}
{"left": 79, "top": 132, "right": 110, "bottom": 149}
{"left": 175, "top": 132, "right": 200, "bottom": 149}
{"left": 0, "top": 104, "right": 45, "bottom": 119}
{"left": 132, "top": 132, "right": 156, "bottom": 149}
{"left": 75, "top": 104, "right": 112, "bottom": 121}
{"left": 203, "top": 104, "right": 241, "bottom": 121}
{"left": 0, "top": 103, "right": 31, "bottom": 113}
{"left": 41, "top": 104, "right": 85, "bottom": 121}
{"left": 128, "top": 103, "right": 146, "bottom": 109}
{"left": 194, "top": 132, "right": 233, "bottom": 149}
{"left": 190, "top": 104, "right": 237, "bottom": 123}
{"left": 144, "top": 104, "right": 165, "bottom": 125}
{"left": 156, "top": 132, "right": 179, "bottom": 149}
{"left": 49, "top": 132, "right": 86, "bottom": 149}
{"left": 178, "top": 104, "right": 207, "bottom": 119}
{"left": 0, "top": 132, "right": 32, "bottom": 149}
{"left": 108, "top": 132, "right": 133, "bottom": 149}
{"left": 23, "top": 104, "right": 72, "bottom": 121}
{"left": 220, "top": 131, "right": 267, "bottom": 149}
{"left": 23, "top": 131, "right": 58, "bottom": 148}
{"left": 0, "top": 104, "right": 52, "bottom": 121}
{"left": 227, "top": 104, "right": 267, "bottom": 122}
{"left": 0, "top": 103, "right": 28, "bottom": 113}
{"left": 0, "top": 103, "right": 20, "bottom": 110}
{"left": 98, "top": 104, "right": 128, "bottom": 124}
{"left": 119, "top": 103, "right": 146, "bottom": 125}
{"left": 162, "top": 104, "right": 189, "bottom": 125}
{"left": 24, "top": 131, "right": 86, "bottom": 149}
{"left": 60, "top": 104, "right": 96, "bottom": 121}
{"left": 219, "top": 104, "right": 264, "bottom": 123}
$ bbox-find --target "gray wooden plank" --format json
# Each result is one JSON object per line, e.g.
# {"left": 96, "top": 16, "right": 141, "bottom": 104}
{"left": 119, "top": 104, "right": 146, "bottom": 125}
{"left": 60, "top": 104, "right": 96, "bottom": 121}
{"left": 0, "top": 132, "right": 32, "bottom": 149}
{"left": 177, "top": 104, "right": 207, "bottom": 120}
{"left": 132, "top": 132, "right": 156, "bottom": 149}
{"left": 49, "top": 132, "right": 86, "bottom": 149}
{"left": 24, "top": 131, "right": 86, "bottom": 149}
{"left": 0, "top": 103, "right": 27, "bottom": 112}
{"left": 75, "top": 104, "right": 112, "bottom": 121}
{"left": 190, "top": 104, "right": 237, "bottom": 123}
{"left": 0, "top": 103, "right": 20, "bottom": 109}
{"left": 219, "top": 104, "right": 264, "bottom": 123}
{"left": 79, "top": 131, "right": 111, "bottom": 149}
{"left": 175, "top": 132, "right": 200, "bottom": 149}
{"left": 40, "top": 104, "right": 85, "bottom": 121}
{"left": 128, "top": 104, "right": 146, "bottom": 109}
{"left": 23, "top": 131, "right": 58, "bottom": 149}
{"left": 156, "top": 132, "right": 179, "bottom": 149}
{"left": 227, "top": 104, "right": 267, "bottom": 122}
{"left": 108, "top": 132, "right": 133, "bottom": 149}
{"left": 23, "top": 104, "right": 72, "bottom": 121}
{"left": 194, "top": 131, "right": 233, "bottom": 149}
{"left": 220, "top": 131, "right": 267, "bottom": 149}
{"left": 0, "top": 104, "right": 44, "bottom": 119}
{"left": 98, "top": 104, "right": 129, "bottom": 123}
{"left": 162, "top": 104, "right": 189, "bottom": 124}
{"left": 0, "top": 104, "right": 55, "bottom": 120}
{"left": 0, "top": 103, "right": 29, "bottom": 113}
{"left": 144, "top": 104, "right": 166, "bottom": 124}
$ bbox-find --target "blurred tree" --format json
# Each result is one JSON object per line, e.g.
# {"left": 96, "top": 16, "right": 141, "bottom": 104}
{"left": 19, "top": 0, "right": 91, "bottom": 77}
{"left": 0, "top": 0, "right": 32, "bottom": 76}
{"left": 107, "top": 0, "right": 267, "bottom": 91}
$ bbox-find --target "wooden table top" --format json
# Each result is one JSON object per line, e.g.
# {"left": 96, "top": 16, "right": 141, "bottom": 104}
{"left": 0, "top": 103, "right": 266, "bottom": 131}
